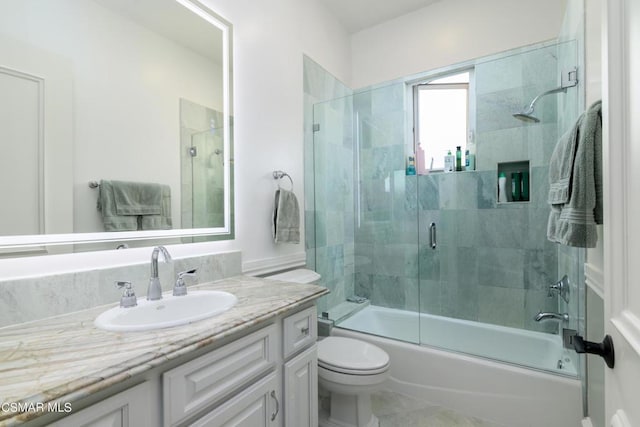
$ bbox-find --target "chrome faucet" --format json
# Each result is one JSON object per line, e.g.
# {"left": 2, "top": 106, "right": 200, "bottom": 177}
{"left": 147, "top": 246, "right": 172, "bottom": 301}
{"left": 534, "top": 311, "right": 569, "bottom": 322}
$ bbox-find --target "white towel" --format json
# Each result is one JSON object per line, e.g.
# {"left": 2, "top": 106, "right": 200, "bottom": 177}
{"left": 272, "top": 189, "right": 300, "bottom": 244}
{"left": 547, "top": 100, "right": 602, "bottom": 247}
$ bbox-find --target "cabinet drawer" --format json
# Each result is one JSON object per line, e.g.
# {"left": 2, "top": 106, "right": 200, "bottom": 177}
{"left": 190, "top": 372, "right": 279, "bottom": 427}
{"left": 283, "top": 306, "right": 316, "bottom": 359}
{"left": 163, "top": 324, "right": 277, "bottom": 426}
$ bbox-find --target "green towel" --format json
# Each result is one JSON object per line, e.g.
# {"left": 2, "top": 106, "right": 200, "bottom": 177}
{"left": 111, "top": 181, "right": 162, "bottom": 215}
{"left": 97, "top": 180, "right": 172, "bottom": 231}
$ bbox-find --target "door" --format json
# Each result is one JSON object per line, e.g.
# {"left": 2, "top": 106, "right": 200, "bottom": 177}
{"left": 603, "top": 1, "right": 640, "bottom": 426}
{"left": 284, "top": 345, "right": 318, "bottom": 427}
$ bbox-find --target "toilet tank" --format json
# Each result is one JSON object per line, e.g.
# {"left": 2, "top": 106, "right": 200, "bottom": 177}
{"left": 264, "top": 268, "right": 321, "bottom": 284}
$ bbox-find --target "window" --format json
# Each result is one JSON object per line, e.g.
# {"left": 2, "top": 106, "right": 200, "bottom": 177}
{"left": 413, "top": 71, "right": 470, "bottom": 171}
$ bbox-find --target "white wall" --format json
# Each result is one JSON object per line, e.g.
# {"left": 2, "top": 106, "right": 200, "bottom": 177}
{"left": 350, "top": 0, "right": 567, "bottom": 88}
{"left": 0, "top": 0, "right": 351, "bottom": 278}
{"left": 200, "top": 0, "right": 351, "bottom": 272}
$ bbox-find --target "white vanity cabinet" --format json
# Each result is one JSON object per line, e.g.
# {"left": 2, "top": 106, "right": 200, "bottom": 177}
{"left": 282, "top": 306, "right": 318, "bottom": 427}
{"left": 163, "top": 305, "right": 318, "bottom": 427}
{"left": 163, "top": 325, "right": 279, "bottom": 426}
{"left": 44, "top": 305, "right": 319, "bottom": 427}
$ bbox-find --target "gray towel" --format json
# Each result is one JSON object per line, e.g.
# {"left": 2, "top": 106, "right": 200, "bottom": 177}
{"left": 112, "top": 181, "right": 162, "bottom": 216}
{"left": 272, "top": 189, "right": 300, "bottom": 244}
{"left": 547, "top": 100, "right": 602, "bottom": 247}
{"left": 140, "top": 185, "right": 172, "bottom": 230}
{"left": 97, "top": 180, "right": 172, "bottom": 231}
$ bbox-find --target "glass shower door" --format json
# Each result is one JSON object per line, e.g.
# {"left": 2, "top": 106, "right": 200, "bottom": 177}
{"left": 312, "top": 82, "right": 422, "bottom": 344}
{"left": 415, "top": 41, "right": 583, "bottom": 376}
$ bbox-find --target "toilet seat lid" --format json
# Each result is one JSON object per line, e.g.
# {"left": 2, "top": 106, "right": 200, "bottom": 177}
{"left": 318, "top": 337, "right": 390, "bottom": 373}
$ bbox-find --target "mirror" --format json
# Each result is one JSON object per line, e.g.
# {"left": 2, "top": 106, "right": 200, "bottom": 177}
{"left": 0, "top": 0, "right": 233, "bottom": 255}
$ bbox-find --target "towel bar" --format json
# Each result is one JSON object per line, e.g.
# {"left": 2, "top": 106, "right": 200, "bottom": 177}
{"left": 273, "top": 170, "right": 293, "bottom": 190}
{"left": 89, "top": 181, "right": 100, "bottom": 188}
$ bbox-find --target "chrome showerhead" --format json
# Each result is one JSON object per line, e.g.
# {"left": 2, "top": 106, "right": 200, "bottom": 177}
{"left": 513, "top": 67, "right": 579, "bottom": 124}
{"left": 513, "top": 111, "right": 540, "bottom": 123}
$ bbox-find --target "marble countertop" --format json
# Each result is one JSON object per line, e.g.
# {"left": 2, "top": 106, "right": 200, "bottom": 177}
{"left": 0, "top": 275, "right": 328, "bottom": 426}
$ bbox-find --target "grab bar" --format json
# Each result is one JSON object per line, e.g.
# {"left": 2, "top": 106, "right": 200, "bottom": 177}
{"left": 429, "top": 222, "right": 436, "bottom": 249}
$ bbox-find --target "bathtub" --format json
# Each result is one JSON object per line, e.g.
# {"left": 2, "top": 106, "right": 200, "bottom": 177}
{"left": 334, "top": 305, "right": 583, "bottom": 427}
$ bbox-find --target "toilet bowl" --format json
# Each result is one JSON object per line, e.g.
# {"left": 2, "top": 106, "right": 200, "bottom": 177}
{"left": 318, "top": 336, "right": 390, "bottom": 427}
{"left": 264, "top": 269, "right": 390, "bottom": 427}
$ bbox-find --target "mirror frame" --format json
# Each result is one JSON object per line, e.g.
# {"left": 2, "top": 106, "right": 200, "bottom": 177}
{"left": 0, "top": 0, "right": 233, "bottom": 252}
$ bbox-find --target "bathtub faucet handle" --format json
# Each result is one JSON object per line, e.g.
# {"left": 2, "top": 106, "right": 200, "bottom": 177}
{"left": 548, "top": 275, "right": 570, "bottom": 303}
{"left": 534, "top": 311, "right": 569, "bottom": 323}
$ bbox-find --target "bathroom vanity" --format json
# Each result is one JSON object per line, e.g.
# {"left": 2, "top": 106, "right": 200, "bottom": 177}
{"left": 0, "top": 276, "right": 327, "bottom": 427}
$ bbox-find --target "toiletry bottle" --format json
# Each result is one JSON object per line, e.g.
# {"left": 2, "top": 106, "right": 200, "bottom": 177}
{"left": 466, "top": 131, "right": 476, "bottom": 171}
{"left": 406, "top": 155, "right": 416, "bottom": 175}
{"left": 444, "top": 150, "right": 454, "bottom": 172}
{"left": 467, "top": 151, "right": 476, "bottom": 171}
{"left": 498, "top": 172, "right": 507, "bottom": 203}
{"left": 511, "top": 172, "right": 522, "bottom": 201}
{"left": 415, "top": 144, "right": 426, "bottom": 175}
{"left": 455, "top": 146, "right": 462, "bottom": 171}
{"left": 521, "top": 171, "right": 530, "bottom": 201}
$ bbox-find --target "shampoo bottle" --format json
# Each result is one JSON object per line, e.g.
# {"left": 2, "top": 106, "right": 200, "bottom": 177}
{"left": 415, "top": 144, "right": 426, "bottom": 174}
{"left": 455, "top": 146, "right": 462, "bottom": 171}
{"left": 498, "top": 172, "right": 507, "bottom": 203}
{"left": 444, "top": 150, "right": 454, "bottom": 172}
{"left": 406, "top": 155, "right": 416, "bottom": 175}
{"left": 466, "top": 131, "right": 476, "bottom": 171}
{"left": 511, "top": 172, "right": 522, "bottom": 201}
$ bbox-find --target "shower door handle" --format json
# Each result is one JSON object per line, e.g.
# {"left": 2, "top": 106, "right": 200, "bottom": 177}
{"left": 573, "top": 334, "right": 615, "bottom": 369}
{"left": 569, "top": 333, "right": 615, "bottom": 369}
{"left": 429, "top": 222, "right": 436, "bottom": 249}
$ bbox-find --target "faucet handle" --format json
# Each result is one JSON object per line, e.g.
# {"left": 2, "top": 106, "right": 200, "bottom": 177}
{"left": 548, "top": 275, "right": 570, "bottom": 303}
{"left": 174, "top": 269, "right": 197, "bottom": 296}
{"left": 115, "top": 281, "right": 137, "bottom": 308}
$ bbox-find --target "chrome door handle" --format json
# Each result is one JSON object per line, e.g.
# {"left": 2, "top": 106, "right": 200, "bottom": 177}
{"left": 429, "top": 222, "right": 437, "bottom": 249}
{"left": 270, "top": 390, "right": 279, "bottom": 421}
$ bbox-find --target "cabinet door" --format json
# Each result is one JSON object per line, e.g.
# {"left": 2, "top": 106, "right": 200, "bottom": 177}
{"left": 190, "top": 372, "right": 279, "bottom": 427}
{"left": 284, "top": 345, "right": 318, "bottom": 427}
{"left": 49, "top": 382, "right": 151, "bottom": 427}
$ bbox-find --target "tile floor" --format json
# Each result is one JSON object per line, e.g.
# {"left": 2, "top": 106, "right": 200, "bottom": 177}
{"left": 371, "top": 390, "right": 504, "bottom": 427}
{"left": 321, "top": 389, "right": 504, "bottom": 427}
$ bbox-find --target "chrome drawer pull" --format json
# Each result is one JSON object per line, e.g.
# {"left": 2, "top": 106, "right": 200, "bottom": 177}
{"left": 270, "top": 390, "right": 279, "bottom": 421}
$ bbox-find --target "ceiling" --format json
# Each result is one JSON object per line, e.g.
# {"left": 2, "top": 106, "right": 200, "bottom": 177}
{"left": 319, "top": 0, "right": 442, "bottom": 34}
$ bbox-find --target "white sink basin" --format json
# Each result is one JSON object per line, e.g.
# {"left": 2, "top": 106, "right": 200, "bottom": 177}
{"left": 94, "top": 290, "right": 237, "bottom": 332}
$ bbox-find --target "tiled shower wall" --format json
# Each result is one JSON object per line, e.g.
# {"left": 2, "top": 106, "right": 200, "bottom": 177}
{"left": 306, "top": 42, "right": 579, "bottom": 334}
{"left": 351, "top": 44, "right": 567, "bottom": 333}
{"left": 303, "top": 56, "right": 354, "bottom": 315}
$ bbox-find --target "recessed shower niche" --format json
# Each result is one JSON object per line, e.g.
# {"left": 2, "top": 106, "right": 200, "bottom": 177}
{"left": 497, "top": 161, "right": 530, "bottom": 203}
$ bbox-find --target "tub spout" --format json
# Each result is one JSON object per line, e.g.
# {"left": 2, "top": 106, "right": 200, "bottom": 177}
{"left": 534, "top": 311, "right": 569, "bottom": 322}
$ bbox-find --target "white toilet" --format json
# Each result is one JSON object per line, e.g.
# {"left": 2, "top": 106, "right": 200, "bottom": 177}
{"left": 317, "top": 336, "right": 390, "bottom": 427}
{"left": 264, "top": 269, "right": 391, "bottom": 427}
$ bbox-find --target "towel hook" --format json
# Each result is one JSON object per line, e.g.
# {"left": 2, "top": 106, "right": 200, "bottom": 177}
{"left": 273, "top": 170, "right": 293, "bottom": 191}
